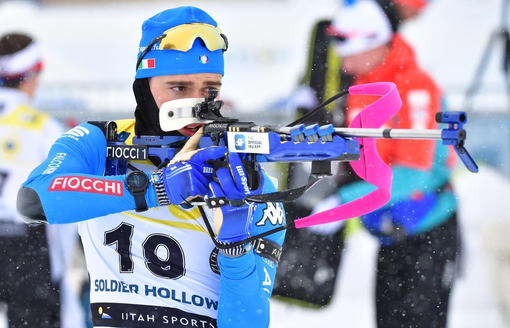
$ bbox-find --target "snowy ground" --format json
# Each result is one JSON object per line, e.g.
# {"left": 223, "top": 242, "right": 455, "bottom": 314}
{"left": 270, "top": 165, "right": 510, "bottom": 328}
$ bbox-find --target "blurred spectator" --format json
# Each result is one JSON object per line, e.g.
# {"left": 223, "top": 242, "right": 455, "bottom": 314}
{"left": 0, "top": 32, "right": 86, "bottom": 328}
{"left": 272, "top": 17, "right": 348, "bottom": 306}
{"left": 326, "top": 0, "right": 460, "bottom": 323}
{"left": 274, "top": 1, "right": 460, "bottom": 327}
{"left": 273, "top": 0, "right": 431, "bottom": 308}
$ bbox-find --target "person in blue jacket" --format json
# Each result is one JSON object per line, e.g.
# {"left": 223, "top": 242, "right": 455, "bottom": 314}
{"left": 16, "top": 6, "right": 286, "bottom": 328}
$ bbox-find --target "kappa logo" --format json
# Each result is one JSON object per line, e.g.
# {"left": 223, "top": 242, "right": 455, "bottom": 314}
{"left": 256, "top": 202, "right": 284, "bottom": 227}
{"left": 234, "top": 135, "right": 245, "bottom": 150}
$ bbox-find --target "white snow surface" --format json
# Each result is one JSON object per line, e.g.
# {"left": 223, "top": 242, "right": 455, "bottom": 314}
{"left": 270, "top": 165, "right": 510, "bottom": 328}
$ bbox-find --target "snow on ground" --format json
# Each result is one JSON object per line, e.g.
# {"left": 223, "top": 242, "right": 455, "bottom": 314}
{"left": 270, "top": 165, "right": 510, "bottom": 328}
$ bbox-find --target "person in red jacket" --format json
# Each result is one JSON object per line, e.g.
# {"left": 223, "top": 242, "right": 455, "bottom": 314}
{"left": 324, "top": 0, "right": 460, "bottom": 327}
{"left": 273, "top": 0, "right": 439, "bottom": 310}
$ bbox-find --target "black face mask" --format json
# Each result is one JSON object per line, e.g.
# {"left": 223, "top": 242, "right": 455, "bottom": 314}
{"left": 132, "top": 78, "right": 182, "bottom": 136}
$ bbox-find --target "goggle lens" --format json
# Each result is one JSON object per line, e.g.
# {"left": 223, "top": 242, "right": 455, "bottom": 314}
{"left": 136, "top": 23, "right": 228, "bottom": 70}
{"left": 160, "top": 23, "right": 228, "bottom": 52}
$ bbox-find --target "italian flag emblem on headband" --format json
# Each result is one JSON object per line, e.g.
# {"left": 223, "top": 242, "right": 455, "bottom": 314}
{"left": 138, "top": 58, "right": 155, "bottom": 69}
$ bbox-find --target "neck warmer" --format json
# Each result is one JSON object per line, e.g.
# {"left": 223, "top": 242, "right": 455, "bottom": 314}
{"left": 133, "top": 78, "right": 182, "bottom": 136}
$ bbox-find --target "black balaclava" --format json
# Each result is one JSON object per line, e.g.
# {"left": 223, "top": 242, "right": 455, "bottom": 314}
{"left": 133, "top": 78, "right": 182, "bottom": 136}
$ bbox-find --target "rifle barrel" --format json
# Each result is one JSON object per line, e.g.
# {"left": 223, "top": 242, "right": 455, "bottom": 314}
{"left": 273, "top": 126, "right": 444, "bottom": 140}
{"left": 333, "top": 128, "right": 443, "bottom": 140}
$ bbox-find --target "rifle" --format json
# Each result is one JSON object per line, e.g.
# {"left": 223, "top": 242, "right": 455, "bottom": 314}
{"left": 98, "top": 82, "right": 477, "bottom": 238}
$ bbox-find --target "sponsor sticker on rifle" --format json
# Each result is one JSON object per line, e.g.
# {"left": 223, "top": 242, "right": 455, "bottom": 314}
{"left": 107, "top": 144, "right": 148, "bottom": 160}
{"left": 228, "top": 132, "right": 270, "bottom": 154}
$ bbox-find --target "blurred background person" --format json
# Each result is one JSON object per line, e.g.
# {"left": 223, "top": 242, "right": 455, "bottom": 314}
{"left": 0, "top": 32, "right": 86, "bottom": 328}
{"left": 274, "top": 1, "right": 460, "bottom": 327}
{"left": 326, "top": 1, "right": 459, "bottom": 327}
{"left": 273, "top": 0, "right": 433, "bottom": 308}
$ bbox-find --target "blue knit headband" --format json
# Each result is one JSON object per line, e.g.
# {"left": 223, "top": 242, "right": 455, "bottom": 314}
{"left": 135, "top": 6, "right": 225, "bottom": 79}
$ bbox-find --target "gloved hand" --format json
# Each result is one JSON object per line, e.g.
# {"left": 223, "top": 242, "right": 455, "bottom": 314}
{"left": 210, "top": 152, "right": 265, "bottom": 244}
{"left": 161, "top": 147, "right": 227, "bottom": 204}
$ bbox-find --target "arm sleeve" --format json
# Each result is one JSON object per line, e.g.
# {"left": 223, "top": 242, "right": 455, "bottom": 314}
{"left": 217, "top": 172, "right": 286, "bottom": 328}
{"left": 17, "top": 123, "right": 159, "bottom": 224}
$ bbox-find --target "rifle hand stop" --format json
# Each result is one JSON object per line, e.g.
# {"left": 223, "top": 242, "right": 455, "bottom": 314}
{"left": 436, "top": 112, "right": 479, "bottom": 173}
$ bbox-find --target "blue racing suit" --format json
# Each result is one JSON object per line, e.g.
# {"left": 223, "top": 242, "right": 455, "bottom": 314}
{"left": 17, "top": 120, "right": 286, "bottom": 328}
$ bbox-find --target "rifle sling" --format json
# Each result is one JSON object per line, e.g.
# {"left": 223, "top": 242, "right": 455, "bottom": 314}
{"left": 206, "top": 174, "right": 321, "bottom": 207}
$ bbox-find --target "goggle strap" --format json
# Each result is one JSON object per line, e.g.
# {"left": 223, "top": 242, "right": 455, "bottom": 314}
{"left": 135, "top": 34, "right": 165, "bottom": 70}
{"left": 220, "top": 33, "right": 228, "bottom": 52}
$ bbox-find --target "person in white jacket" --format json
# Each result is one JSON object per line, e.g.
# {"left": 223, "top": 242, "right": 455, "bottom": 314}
{"left": 0, "top": 32, "right": 86, "bottom": 328}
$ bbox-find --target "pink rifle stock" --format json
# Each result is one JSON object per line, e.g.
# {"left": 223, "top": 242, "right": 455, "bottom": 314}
{"left": 294, "top": 82, "right": 402, "bottom": 229}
